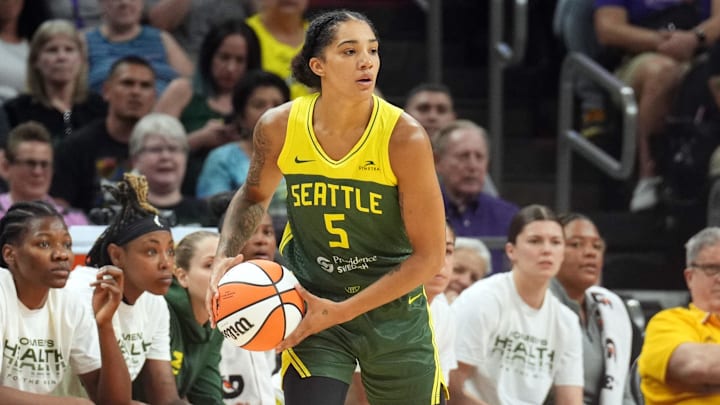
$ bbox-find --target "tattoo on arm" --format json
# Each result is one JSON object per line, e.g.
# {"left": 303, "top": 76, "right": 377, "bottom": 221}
{"left": 247, "top": 123, "right": 269, "bottom": 187}
{"left": 222, "top": 203, "right": 265, "bottom": 257}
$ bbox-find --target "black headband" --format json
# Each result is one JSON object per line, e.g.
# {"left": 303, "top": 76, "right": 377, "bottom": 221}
{"left": 112, "top": 214, "right": 171, "bottom": 246}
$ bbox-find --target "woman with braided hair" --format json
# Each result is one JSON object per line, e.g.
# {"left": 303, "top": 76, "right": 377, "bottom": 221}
{"left": 0, "top": 200, "right": 128, "bottom": 403}
{"left": 65, "top": 173, "right": 187, "bottom": 404}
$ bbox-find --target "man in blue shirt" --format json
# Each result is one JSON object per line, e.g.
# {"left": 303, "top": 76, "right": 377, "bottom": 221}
{"left": 433, "top": 120, "right": 518, "bottom": 274}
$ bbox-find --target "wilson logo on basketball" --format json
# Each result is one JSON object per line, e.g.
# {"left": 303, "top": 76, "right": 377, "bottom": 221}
{"left": 221, "top": 318, "right": 255, "bottom": 340}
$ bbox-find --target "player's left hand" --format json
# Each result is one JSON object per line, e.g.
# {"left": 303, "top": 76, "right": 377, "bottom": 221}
{"left": 275, "top": 284, "right": 349, "bottom": 352}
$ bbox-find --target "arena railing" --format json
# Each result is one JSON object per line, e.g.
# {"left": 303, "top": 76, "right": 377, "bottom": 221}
{"left": 555, "top": 52, "right": 638, "bottom": 213}
{"left": 488, "top": 0, "right": 528, "bottom": 192}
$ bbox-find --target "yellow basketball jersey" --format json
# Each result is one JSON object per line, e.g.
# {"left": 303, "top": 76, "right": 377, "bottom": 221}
{"left": 277, "top": 94, "right": 411, "bottom": 299}
{"left": 246, "top": 14, "right": 311, "bottom": 100}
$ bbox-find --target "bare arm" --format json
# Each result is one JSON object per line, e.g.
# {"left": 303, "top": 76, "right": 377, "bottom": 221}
{"left": 154, "top": 80, "right": 238, "bottom": 150}
{"left": 594, "top": 6, "right": 667, "bottom": 52}
{"left": 205, "top": 106, "right": 286, "bottom": 324}
{"left": 146, "top": 0, "right": 192, "bottom": 31}
{"left": 137, "top": 359, "right": 187, "bottom": 405}
{"left": 448, "top": 362, "right": 487, "bottom": 405}
{"left": 276, "top": 114, "right": 446, "bottom": 351}
{"left": 696, "top": 0, "right": 720, "bottom": 43}
{"left": 656, "top": 1, "right": 720, "bottom": 61}
{"left": 154, "top": 77, "right": 193, "bottom": 117}
{"left": 79, "top": 266, "right": 131, "bottom": 405}
{"left": 160, "top": 31, "right": 194, "bottom": 77}
{"left": 666, "top": 342, "right": 720, "bottom": 387}
{"left": 554, "top": 385, "right": 584, "bottom": 405}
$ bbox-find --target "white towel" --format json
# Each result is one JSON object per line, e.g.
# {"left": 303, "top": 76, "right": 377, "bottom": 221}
{"left": 587, "top": 286, "right": 633, "bottom": 405}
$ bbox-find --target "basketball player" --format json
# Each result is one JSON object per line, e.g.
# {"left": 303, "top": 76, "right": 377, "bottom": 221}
{"left": 206, "top": 9, "right": 447, "bottom": 405}
{"left": 66, "top": 173, "right": 184, "bottom": 403}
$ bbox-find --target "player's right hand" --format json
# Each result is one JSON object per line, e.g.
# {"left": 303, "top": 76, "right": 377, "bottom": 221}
{"left": 206, "top": 254, "right": 245, "bottom": 328}
{"left": 90, "top": 265, "right": 124, "bottom": 326}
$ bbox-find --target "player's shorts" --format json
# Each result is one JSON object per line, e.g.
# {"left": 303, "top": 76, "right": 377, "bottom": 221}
{"left": 281, "top": 286, "right": 446, "bottom": 405}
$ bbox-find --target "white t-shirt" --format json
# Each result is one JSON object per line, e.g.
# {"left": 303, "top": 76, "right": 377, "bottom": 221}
{"left": 452, "top": 272, "right": 584, "bottom": 405}
{"left": 219, "top": 342, "right": 277, "bottom": 405}
{"left": 0, "top": 39, "right": 28, "bottom": 103}
{"left": 430, "top": 293, "right": 457, "bottom": 383}
{"left": 0, "top": 269, "right": 100, "bottom": 394}
{"left": 65, "top": 266, "right": 171, "bottom": 380}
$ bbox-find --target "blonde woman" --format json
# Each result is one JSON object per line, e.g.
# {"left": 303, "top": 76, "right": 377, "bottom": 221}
{"left": 3, "top": 19, "right": 106, "bottom": 145}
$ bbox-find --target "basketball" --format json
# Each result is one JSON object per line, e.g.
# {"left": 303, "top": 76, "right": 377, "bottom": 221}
{"left": 213, "top": 259, "right": 306, "bottom": 351}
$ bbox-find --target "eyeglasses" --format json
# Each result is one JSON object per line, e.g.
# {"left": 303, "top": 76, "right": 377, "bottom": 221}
{"left": 691, "top": 262, "right": 720, "bottom": 277}
{"left": 9, "top": 158, "right": 52, "bottom": 171}
{"left": 140, "top": 145, "right": 186, "bottom": 155}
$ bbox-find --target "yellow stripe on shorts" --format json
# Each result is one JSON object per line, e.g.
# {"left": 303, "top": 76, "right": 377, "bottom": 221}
{"left": 426, "top": 296, "right": 447, "bottom": 405}
{"left": 282, "top": 348, "right": 312, "bottom": 378}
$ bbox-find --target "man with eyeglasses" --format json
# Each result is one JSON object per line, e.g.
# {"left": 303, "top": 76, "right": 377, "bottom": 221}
{"left": 638, "top": 227, "right": 720, "bottom": 404}
{"left": 50, "top": 55, "right": 157, "bottom": 214}
{"left": 0, "top": 121, "right": 88, "bottom": 224}
{"left": 128, "top": 112, "right": 213, "bottom": 227}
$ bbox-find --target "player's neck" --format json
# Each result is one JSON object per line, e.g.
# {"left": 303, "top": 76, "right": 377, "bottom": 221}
{"left": 314, "top": 94, "right": 373, "bottom": 134}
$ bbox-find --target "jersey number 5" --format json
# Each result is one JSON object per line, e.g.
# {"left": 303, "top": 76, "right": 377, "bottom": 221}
{"left": 324, "top": 213, "right": 349, "bottom": 249}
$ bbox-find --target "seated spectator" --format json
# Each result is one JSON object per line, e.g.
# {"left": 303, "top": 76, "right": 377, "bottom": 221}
{"left": 196, "top": 69, "right": 290, "bottom": 234}
{"left": 0, "top": 0, "right": 49, "bottom": 103}
{"left": 129, "top": 113, "right": 214, "bottom": 226}
{"left": 638, "top": 226, "right": 720, "bottom": 404}
{"left": 449, "top": 204, "right": 584, "bottom": 405}
{"left": 145, "top": 0, "right": 254, "bottom": 60}
{"left": 594, "top": 0, "right": 720, "bottom": 211}
{"left": 3, "top": 19, "right": 106, "bottom": 147}
{"left": 404, "top": 82, "right": 457, "bottom": 140}
{"left": 406, "top": 83, "right": 499, "bottom": 197}
{"left": 86, "top": 0, "right": 193, "bottom": 94}
{"left": 45, "top": 0, "right": 103, "bottom": 29}
{"left": 66, "top": 173, "right": 186, "bottom": 403}
{"left": 246, "top": 0, "right": 311, "bottom": 99}
{"left": 445, "top": 236, "right": 491, "bottom": 303}
{"left": 155, "top": 19, "right": 261, "bottom": 196}
{"left": 433, "top": 120, "right": 518, "bottom": 273}
{"left": 549, "top": 213, "right": 637, "bottom": 405}
{"left": 219, "top": 212, "right": 281, "bottom": 404}
{"left": 0, "top": 122, "right": 88, "bottom": 225}
{"left": 169, "top": 230, "right": 224, "bottom": 403}
{"left": 51, "top": 55, "right": 156, "bottom": 214}
{"left": 425, "top": 222, "right": 459, "bottom": 385}
{"left": 0, "top": 201, "right": 129, "bottom": 403}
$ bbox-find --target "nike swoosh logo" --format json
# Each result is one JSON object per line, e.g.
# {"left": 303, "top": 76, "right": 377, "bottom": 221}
{"left": 294, "top": 156, "right": 314, "bottom": 164}
{"left": 408, "top": 292, "right": 424, "bottom": 305}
